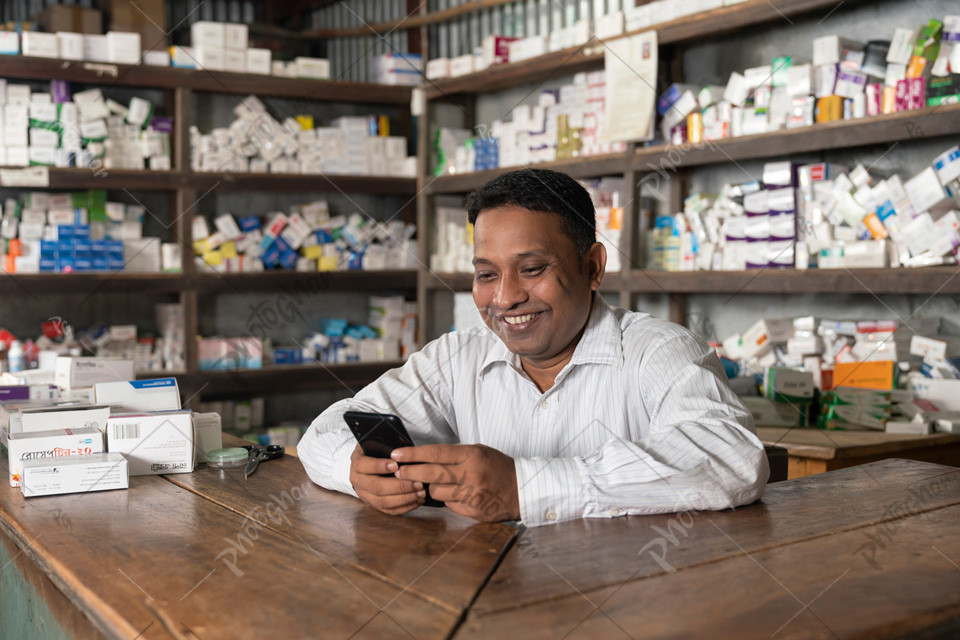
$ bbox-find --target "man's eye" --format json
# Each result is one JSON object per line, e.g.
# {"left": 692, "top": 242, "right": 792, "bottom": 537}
{"left": 522, "top": 265, "right": 545, "bottom": 275}
{"left": 475, "top": 272, "right": 495, "bottom": 281}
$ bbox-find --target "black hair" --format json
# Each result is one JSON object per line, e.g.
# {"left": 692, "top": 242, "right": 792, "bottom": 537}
{"left": 465, "top": 168, "right": 596, "bottom": 257}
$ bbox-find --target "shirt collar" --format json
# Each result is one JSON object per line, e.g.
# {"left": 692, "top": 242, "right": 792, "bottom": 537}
{"left": 479, "top": 292, "right": 623, "bottom": 374}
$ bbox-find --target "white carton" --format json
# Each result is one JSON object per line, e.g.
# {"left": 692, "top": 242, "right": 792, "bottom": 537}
{"left": 17, "top": 404, "right": 111, "bottom": 437}
{"left": 225, "top": 24, "right": 248, "bottom": 50}
{"left": 906, "top": 374, "right": 960, "bottom": 411}
{"left": 106, "top": 31, "right": 142, "bottom": 65}
{"left": 106, "top": 410, "right": 194, "bottom": 476}
{"left": 93, "top": 378, "right": 181, "bottom": 413}
{"left": 7, "top": 426, "right": 105, "bottom": 488}
{"left": 246, "top": 48, "right": 272, "bottom": 75}
{"left": 21, "top": 453, "right": 128, "bottom": 497}
{"left": 191, "top": 21, "right": 225, "bottom": 49}
{"left": 54, "top": 357, "right": 135, "bottom": 390}
{"left": 192, "top": 412, "right": 222, "bottom": 463}
{"left": 21, "top": 32, "right": 58, "bottom": 59}
{"left": 56, "top": 32, "right": 85, "bottom": 61}
{"left": 740, "top": 318, "right": 794, "bottom": 359}
{"left": 294, "top": 57, "right": 330, "bottom": 79}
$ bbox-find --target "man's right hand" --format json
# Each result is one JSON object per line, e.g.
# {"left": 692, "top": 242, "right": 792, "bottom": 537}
{"left": 349, "top": 445, "right": 426, "bottom": 515}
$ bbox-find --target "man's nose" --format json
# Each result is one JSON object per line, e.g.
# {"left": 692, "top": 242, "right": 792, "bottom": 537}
{"left": 494, "top": 272, "right": 527, "bottom": 310}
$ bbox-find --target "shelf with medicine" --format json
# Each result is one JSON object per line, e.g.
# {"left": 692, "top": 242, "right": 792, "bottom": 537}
{"left": 408, "top": 0, "right": 960, "bottom": 338}
{"left": 421, "top": 0, "right": 875, "bottom": 99}
{"left": 0, "top": 56, "right": 422, "bottom": 409}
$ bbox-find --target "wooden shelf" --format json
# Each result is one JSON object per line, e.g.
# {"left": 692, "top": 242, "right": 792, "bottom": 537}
{"left": 0, "top": 57, "right": 412, "bottom": 105}
{"left": 426, "top": 153, "right": 626, "bottom": 194}
{"left": 0, "top": 168, "right": 417, "bottom": 195}
{"left": 0, "top": 273, "right": 187, "bottom": 296}
{"left": 426, "top": 0, "right": 870, "bottom": 98}
{"left": 183, "top": 361, "right": 404, "bottom": 397}
{"left": 420, "top": 270, "right": 628, "bottom": 293}
{"left": 0, "top": 167, "right": 187, "bottom": 191}
{"left": 193, "top": 270, "right": 418, "bottom": 293}
{"left": 625, "top": 266, "right": 960, "bottom": 295}
{"left": 191, "top": 172, "right": 417, "bottom": 195}
{"left": 632, "top": 102, "right": 960, "bottom": 172}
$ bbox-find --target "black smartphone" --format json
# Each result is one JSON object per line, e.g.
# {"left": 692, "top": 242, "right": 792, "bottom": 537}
{"left": 343, "top": 411, "right": 444, "bottom": 508}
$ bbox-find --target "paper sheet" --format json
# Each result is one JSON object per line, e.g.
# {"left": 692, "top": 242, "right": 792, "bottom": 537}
{"left": 602, "top": 30, "right": 658, "bottom": 143}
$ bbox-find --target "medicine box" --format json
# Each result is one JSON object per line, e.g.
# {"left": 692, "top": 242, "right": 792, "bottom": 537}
{"left": 21, "top": 452, "right": 128, "bottom": 497}
{"left": 54, "top": 356, "right": 135, "bottom": 390}
{"left": 7, "top": 426, "right": 105, "bottom": 488}
{"left": 106, "top": 410, "right": 194, "bottom": 476}
{"left": 192, "top": 412, "right": 223, "bottom": 463}
{"left": 0, "top": 385, "right": 59, "bottom": 402}
{"left": 93, "top": 378, "right": 181, "bottom": 413}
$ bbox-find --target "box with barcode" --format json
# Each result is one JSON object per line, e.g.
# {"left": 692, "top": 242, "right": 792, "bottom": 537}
{"left": 7, "top": 427, "right": 105, "bottom": 488}
{"left": 20, "top": 452, "right": 128, "bottom": 497}
{"left": 106, "top": 410, "right": 194, "bottom": 476}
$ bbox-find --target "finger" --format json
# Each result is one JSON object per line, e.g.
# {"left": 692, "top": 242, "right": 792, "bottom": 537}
{"left": 394, "top": 463, "right": 460, "bottom": 485}
{"left": 391, "top": 444, "right": 466, "bottom": 465}
{"left": 355, "top": 474, "right": 422, "bottom": 497}
{"left": 358, "top": 489, "right": 426, "bottom": 514}
{"left": 352, "top": 452, "right": 399, "bottom": 476}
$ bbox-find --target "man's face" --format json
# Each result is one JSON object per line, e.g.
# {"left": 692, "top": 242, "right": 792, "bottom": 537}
{"left": 472, "top": 205, "right": 605, "bottom": 370}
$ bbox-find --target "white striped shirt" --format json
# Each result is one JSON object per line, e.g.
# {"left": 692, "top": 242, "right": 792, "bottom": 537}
{"left": 298, "top": 294, "right": 769, "bottom": 527}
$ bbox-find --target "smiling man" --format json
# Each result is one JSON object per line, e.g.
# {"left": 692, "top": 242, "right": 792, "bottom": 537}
{"left": 299, "top": 168, "right": 769, "bottom": 526}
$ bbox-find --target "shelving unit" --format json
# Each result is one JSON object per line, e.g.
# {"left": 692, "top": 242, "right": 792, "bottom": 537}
{"left": 0, "top": 56, "right": 418, "bottom": 404}
{"left": 414, "top": 0, "right": 960, "bottom": 333}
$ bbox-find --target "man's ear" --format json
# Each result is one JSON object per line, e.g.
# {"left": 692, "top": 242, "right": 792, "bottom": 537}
{"left": 585, "top": 242, "right": 606, "bottom": 290}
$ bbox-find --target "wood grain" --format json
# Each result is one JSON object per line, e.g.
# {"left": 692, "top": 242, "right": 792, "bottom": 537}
{"left": 458, "top": 502, "right": 960, "bottom": 639}
{"left": 0, "top": 457, "right": 467, "bottom": 639}
{"left": 163, "top": 443, "right": 518, "bottom": 613}
{"left": 757, "top": 427, "right": 960, "bottom": 461}
{"left": 466, "top": 460, "right": 960, "bottom": 618}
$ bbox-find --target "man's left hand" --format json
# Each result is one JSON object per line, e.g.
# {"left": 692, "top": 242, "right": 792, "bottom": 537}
{"left": 391, "top": 444, "right": 520, "bottom": 522}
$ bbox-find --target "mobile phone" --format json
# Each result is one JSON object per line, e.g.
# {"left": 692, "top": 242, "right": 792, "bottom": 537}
{"left": 343, "top": 411, "right": 444, "bottom": 508}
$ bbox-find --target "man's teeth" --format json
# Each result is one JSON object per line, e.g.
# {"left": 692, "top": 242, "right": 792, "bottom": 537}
{"left": 504, "top": 313, "right": 537, "bottom": 325}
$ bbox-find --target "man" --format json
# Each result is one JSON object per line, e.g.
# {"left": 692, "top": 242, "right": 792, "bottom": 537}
{"left": 299, "top": 168, "right": 769, "bottom": 527}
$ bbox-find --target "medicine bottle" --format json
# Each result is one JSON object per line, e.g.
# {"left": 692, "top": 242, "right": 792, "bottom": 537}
{"left": 8, "top": 340, "right": 24, "bottom": 373}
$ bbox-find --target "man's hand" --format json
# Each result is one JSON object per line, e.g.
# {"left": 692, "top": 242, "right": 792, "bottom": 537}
{"left": 349, "top": 445, "right": 425, "bottom": 515}
{"left": 392, "top": 444, "right": 520, "bottom": 522}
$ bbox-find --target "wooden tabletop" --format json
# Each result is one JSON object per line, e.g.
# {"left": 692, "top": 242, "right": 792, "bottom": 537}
{"left": 459, "top": 458, "right": 960, "bottom": 639}
{"left": 0, "top": 438, "right": 517, "bottom": 640}
{"left": 757, "top": 426, "right": 960, "bottom": 461}
{"left": 2, "top": 445, "right": 959, "bottom": 639}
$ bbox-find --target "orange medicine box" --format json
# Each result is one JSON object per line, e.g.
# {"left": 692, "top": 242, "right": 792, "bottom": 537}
{"left": 833, "top": 360, "right": 896, "bottom": 390}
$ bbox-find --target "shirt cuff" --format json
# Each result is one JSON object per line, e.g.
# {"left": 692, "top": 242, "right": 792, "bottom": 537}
{"left": 332, "top": 436, "right": 359, "bottom": 498}
{"left": 514, "top": 457, "right": 583, "bottom": 526}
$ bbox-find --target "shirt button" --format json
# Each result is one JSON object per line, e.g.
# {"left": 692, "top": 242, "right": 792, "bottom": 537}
{"left": 545, "top": 510, "right": 557, "bottom": 522}
{"left": 539, "top": 400, "right": 549, "bottom": 410}
{"left": 609, "top": 508, "right": 621, "bottom": 516}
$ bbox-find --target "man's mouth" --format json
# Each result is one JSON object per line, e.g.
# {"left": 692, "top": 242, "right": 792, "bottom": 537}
{"left": 501, "top": 312, "right": 543, "bottom": 325}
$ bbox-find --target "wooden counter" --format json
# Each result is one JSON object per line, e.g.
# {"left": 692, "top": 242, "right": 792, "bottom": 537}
{"left": 758, "top": 426, "right": 960, "bottom": 478}
{"left": 2, "top": 451, "right": 959, "bottom": 639}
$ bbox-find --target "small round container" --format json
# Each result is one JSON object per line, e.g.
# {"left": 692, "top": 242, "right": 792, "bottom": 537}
{"left": 207, "top": 447, "right": 248, "bottom": 468}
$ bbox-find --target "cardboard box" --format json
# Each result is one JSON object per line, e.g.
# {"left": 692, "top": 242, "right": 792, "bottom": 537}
{"left": 106, "top": 410, "right": 194, "bottom": 476}
{"left": 54, "top": 357, "right": 135, "bottom": 390}
{"left": 0, "top": 385, "right": 58, "bottom": 402}
{"left": 40, "top": 6, "right": 103, "bottom": 35}
{"left": 93, "top": 378, "right": 181, "bottom": 413}
{"left": 191, "top": 21, "right": 225, "bottom": 49}
{"left": 246, "top": 48, "right": 272, "bottom": 75}
{"left": 833, "top": 360, "right": 896, "bottom": 390}
{"left": 7, "top": 426, "right": 105, "bottom": 487}
{"left": 21, "top": 32, "right": 59, "bottom": 59}
{"left": 192, "top": 412, "right": 222, "bottom": 463}
{"left": 16, "top": 405, "right": 111, "bottom": 437}
{"left": 225, "top": 24, "right": 248, "bottom": 50}
{"left": 56, "top": 32, "right": 85, "bottom": 61}
{"left": 906, "top": 374, "right": 960, "bottom": 411}
{"left": 763, "top": 368, "right": 815, "bottom": 402}
{"left": 740, "top": 318, "right": 794, "bottom": 359}
{"left": 20, "top": 452, "right": 128, "bottom": 497}
{"left": 106, "top": 31, "right": 142, "bottom": 65}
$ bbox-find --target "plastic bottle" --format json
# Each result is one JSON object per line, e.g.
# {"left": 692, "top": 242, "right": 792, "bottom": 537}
{"left": 8, "top": 340, "right": 24, "bottom": 373}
